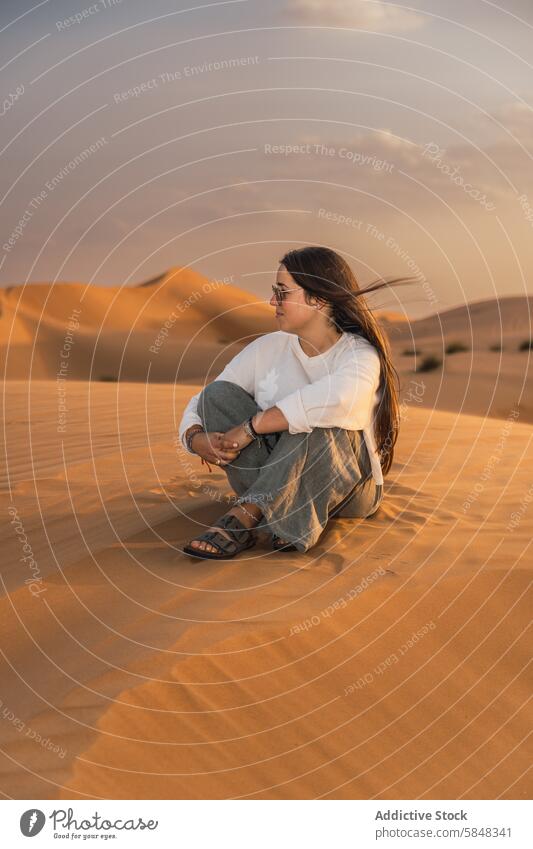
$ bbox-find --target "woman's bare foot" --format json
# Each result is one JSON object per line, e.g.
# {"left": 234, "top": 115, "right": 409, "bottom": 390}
{"left": 187, "top": 503, "right": 262, "bottom": 554}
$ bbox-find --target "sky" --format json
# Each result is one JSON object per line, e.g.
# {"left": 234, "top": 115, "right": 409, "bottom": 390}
{"left": 1, "top": 0, "right": 533, "bottom": 317}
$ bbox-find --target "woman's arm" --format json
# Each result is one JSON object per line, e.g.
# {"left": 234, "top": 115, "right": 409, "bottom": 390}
{"left": 222, "top": 405, "right": 290, "bottom": 448}
{"left": 178, "top": 393, "right": 204, "bottom": 453}
{"left": 252, "top": 406, "right": 289, "bottom": 434}
{"left": 223, "top": 345, "right": 380, "bottom": 445}
{"left": 178, "top": 339, "right": 259, "bottom": 454}
{"left": 274, "top": 345, "right": 381, "bottom": 433}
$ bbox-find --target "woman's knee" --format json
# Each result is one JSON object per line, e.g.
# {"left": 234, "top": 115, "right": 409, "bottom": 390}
{"left": 199, "top": 380, "right": 246, "bottom": 410}
{"left": 200, "top": 379, "right": 233, "bottom": 401}
{"left": 198, "top": 380, "right": 257, "bottom": 428}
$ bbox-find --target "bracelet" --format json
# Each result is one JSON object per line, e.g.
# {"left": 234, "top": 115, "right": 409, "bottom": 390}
{"left": 185, "top": 424, "right": 204, "bottom": 453}
{"left": 185, "top": 425, "right": 217, "bottom": 474}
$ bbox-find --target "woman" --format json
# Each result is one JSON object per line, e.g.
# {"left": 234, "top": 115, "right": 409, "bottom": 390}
{"left": 179, "top": 246, "right": 414, "bottom": 559}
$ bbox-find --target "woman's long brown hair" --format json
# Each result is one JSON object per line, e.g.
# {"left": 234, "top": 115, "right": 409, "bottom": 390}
{"left": 280, "top": 246, "right": 418, "bottom": 477}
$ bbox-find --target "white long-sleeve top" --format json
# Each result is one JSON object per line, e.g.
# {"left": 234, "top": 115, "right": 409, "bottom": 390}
{"left": 178, "top": 329, "right": 384, "bottom": 485}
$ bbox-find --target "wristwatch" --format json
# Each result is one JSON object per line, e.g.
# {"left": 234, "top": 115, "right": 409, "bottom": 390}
{"left": 242, "top": 415, "right": 262, "bottom": 448}
{"left": 185, "top": 424, "right": 204, "bottom": 453}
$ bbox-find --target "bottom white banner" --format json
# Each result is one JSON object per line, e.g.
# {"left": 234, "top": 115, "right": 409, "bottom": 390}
{"left": 2, "top": 799, "right": 530, "bottom": 848}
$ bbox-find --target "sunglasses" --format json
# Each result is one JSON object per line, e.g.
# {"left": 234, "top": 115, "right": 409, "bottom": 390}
{"left": 271, "top": 284, "right": 301, "bottom": 305}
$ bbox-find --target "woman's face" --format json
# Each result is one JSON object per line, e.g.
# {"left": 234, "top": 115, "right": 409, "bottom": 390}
{"left": 270, "top": 263, "right": 318, "bottom": 331}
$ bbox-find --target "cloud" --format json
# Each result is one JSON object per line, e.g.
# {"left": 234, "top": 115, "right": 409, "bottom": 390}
{"left": 490, "top": 101, "right": 533, "bottom": 143}
{"left": 284, "top": 0, "right": 425, "bottom": 32}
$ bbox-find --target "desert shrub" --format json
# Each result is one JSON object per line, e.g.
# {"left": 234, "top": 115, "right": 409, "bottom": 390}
{"left": 518, "top": 339, "right": 533, "bottom": 351}
{"left": 99, "top": 375, "right": 118, "bottom": 381}
{"left": 445, "top": 341, "right": 469, "bottom": 354}
{"left": 402, "top": 348, "right": 420, "bottom": 356}
{"left": 415, "top": 355, "right": 442, "bottom": 373}
{"left": 489, "top": 343, "right": 503, "bottom": 351}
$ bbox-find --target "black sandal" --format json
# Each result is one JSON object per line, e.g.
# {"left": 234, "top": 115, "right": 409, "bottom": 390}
{"left": 271, "top": 533, "right": 298, "bottom": 552}
{"left": 183, "top": 514, "right": 257, "bottom": 560}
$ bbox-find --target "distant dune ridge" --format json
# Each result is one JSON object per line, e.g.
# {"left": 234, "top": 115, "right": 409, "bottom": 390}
{"left": 388, "top": 295, "right": 532, "bottom": 423}
{"left": 389, "top": 294, "right": 533, "bottom": 345}
{"left": 1, "top": 266, "right": 531, "bottom": 421}
{"left": 0, "top": 267, "right": 273, "bottom": 382}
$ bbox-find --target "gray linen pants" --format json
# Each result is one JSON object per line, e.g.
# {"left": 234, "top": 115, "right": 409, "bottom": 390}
{"left": 197, "top": 380, "right": 383, "bottom": 553}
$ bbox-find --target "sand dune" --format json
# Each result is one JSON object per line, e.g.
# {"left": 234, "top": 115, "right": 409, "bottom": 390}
{"left": 391, "top": 295, "right": 533, "bottom": 346}
{"left": 0, "top": 267, "right": 274, "bottom": 382}
{"left": 1, "top": 272, "right": 531, "bottom": 799}
{"left": 2, "top": 270, "right": 530, "bottom": 424}
{"left": 1, "top": 380, "right": 530, "bottom": 799}
{"left": 389, "top": 295, "right": 533, "bottom": 424}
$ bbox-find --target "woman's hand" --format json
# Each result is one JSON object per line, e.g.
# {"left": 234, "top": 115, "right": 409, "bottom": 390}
{"left": 189, "top": 430, "right": 241, "bottom": 466}
{"left": 223, "top": 422, "right": 255, "bottom": 451}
